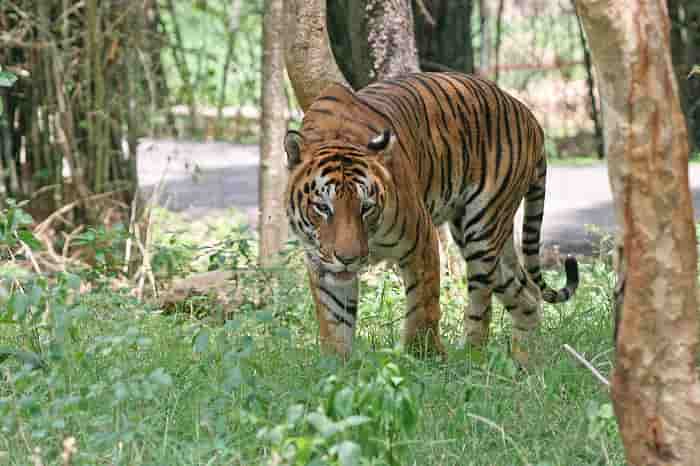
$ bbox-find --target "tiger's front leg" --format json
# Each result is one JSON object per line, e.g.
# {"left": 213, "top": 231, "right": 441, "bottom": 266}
{"left": 306, "top": 263, "right": 359, "bottom": 358}
{"left": 400, "top": 224, "right": 445, "bottom": 357}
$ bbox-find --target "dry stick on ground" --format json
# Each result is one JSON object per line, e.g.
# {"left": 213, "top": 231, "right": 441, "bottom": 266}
{"left": 562, "top": 343, "right": 610, "bottom": 388}
{"left": 19, "top": 240, "right": 42, "bottom": 275}
{"left": 61, "top": 226, "right": 84, "bottom": 259}
{"left": 123, "top": 195, "right": 138, "bottom": 276}
{"left": 33, "top": 190, "right": 122, "bottom": 236}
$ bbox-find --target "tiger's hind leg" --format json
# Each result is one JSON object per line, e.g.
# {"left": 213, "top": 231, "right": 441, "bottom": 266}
{"left": 448, "top": 222, "right": 498, "bottom": 350}
{"left": 493, "top": 237, "right": 543, "bottom": 365}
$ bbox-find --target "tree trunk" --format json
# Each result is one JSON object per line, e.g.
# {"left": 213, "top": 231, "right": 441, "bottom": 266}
{"left": 284, "top": 0, "right": 348, "bottom": 112}
{"left": 576, "top": 1, "right": 700, "bottom": 464}
{"left": 478, "top": 0, "right": 492, "bottom": 74}
{"left": 686, "top": 5, "right": 700, "bottom": 152}
{"left": 573, "top": 1, "right": 604, "bottom": 159}
{"left": 364, "top": 0, "right": 421, "bottom": 77}
{"left": 414, "top": 0, "right": 475, "bottom": 75}
{"left": 330, "top": 1, "right": 475, "bottom": 78}
{"left": 216, "top": 0, "right": 243, "bottom": 139}
{"left": 328, "top": 0, "right": 420, "bottom": 89}
{"left": 668, "top": 0, "right": 697, "bottom": 153}
{"left": 259, "top": 0, "right": 288, "bottom": 266}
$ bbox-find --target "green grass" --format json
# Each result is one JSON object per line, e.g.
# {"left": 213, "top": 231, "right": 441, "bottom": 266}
{"left": 0, "top": 211, "right": 623, "bottom": 465}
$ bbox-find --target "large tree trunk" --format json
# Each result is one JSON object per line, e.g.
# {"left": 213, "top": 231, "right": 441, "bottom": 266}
{"left": 576, "top": 1, "right": 700, "bottom": 463}
{"left": 258, "top": 0, "right": 288, "bottom": 265}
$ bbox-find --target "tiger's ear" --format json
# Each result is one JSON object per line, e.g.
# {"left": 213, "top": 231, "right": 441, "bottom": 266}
{"left": 284, "top": 130, "right": 303, "bottom": 169}
{"left": 367, "top": 128, "right": 395, "bottom": 162}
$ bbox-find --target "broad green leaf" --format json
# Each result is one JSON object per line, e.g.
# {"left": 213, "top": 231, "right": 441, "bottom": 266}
{"left": 332, "top": 387, "right": 354, "bottom": 418}
{"left": 17, "top": 230, "right": 43, "bottom": 251}
{"left": 0, "top": 71, "right": 17, "bottom": 88}
{"left": 286, "top": 404, "right": 305, "bottom": 425}
{"left": 333, "top": 441, "right": 361, "bottom": 466}
{"left": 0, "top": 347, "right": 46, "bottom": 370}
{"left": 307, "top": 412, "right": 339, "bottom": 438}
{"left": 193, "top": 328, "right": 210, "bottom": 353}
{"left": 65, "top": 273, "right": 81, "bottom": 290}
{"left": 150, "top": 368, "right": 173, "bottom": 387}
{"left": 8, "top": 293, "right": 29, "bottom": 320}
{"left": 338, "top": 415, "right": 370, "bottom": 430}
{"left": 689, "top": 65, "right": 700, "bottom": 80}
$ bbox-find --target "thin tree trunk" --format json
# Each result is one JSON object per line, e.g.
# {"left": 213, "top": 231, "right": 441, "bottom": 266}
{"left": 576, "top": 1, "right": 700, "bottom": 463}
{"left": 216, "top": 0, "right": 243, "bottom": 139}
{"left": 259, "top": 0, "right": 288, "bottom": 266}
{"left": 163, "top": 0, "right": 197, "bottom": 135}
{"left": 573, "top": 1, "right": 604, "bottom": 159}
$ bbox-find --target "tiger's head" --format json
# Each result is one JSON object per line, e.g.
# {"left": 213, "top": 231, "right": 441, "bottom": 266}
{"left": 284, "top": 126, "right": 395, "bottom": 282}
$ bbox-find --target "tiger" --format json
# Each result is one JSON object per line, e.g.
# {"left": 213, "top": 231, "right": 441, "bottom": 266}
{"left": 284, "top": 72, "right": 578, "bottom": 363}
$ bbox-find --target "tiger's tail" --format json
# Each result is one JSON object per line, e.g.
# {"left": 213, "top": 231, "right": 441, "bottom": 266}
{"left": 521, "top": 159, "right": 579, "bottom": 304}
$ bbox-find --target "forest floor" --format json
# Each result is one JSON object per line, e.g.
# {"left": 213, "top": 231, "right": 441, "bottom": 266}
{"left": 137, "top": 138, "right": 700, "bottom": 257}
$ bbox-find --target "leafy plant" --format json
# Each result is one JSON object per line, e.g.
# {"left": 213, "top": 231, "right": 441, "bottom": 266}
{"left": 72, "top": 224, "right": 130, "bottom": 279}
{"left": 0, "top": 69, "right": 18, "bottom": 89}
{"left": 258, "top": 351, "right": 419, "bottom": 466}
{"left": 0, "top": 199, "right": 42, "bottom": 262}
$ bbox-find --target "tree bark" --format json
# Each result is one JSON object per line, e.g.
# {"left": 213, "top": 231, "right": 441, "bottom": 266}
{"left": 328, "top": 0, "right": 421, "bottom": 89}
{"left": 259, "top": 0, "right": 288, "bottom": 266}
{"left": 414, "top": 0, "right": 475, "bottom": 75}
{"left": 478, "top": 0, "right": 492, "bottom": 74}
{"left": 576, "top": 1, "right": 700, "bottom": 464}
{"left": 573, "top": 1, "right": 604, "bottom": 159}
{"left": 668, "top": 0, "right": 699, "bottom": 153}
{"left": 284, "top": 0, "right": 348, "bottom": 112}
{"left": 686, "top": 4, "right": 700, "bottom": 152}
{"left": 364, "top": 0, "right": 421, "bottom": 77}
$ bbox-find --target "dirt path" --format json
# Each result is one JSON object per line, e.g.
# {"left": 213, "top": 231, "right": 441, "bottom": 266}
{"left": 138, "top": 138, "right": 700, "bottom": 255}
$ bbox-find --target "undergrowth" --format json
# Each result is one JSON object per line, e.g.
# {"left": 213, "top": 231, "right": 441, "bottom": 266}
{"left": 0, "top": 202, "right": 623, "bottom": 465}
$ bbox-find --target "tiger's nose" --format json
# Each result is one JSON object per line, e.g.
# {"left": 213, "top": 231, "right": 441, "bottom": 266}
{"left": 336, "top": 254, "right": 358, "bottom": 265}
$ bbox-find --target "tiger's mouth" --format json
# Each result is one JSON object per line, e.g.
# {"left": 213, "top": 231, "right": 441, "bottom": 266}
{"left": 323, "top": 264, "right": 365, "bottom": 283}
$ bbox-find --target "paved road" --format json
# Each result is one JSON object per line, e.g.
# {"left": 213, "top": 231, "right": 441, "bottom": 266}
{"left": 138, "top": 138, "right": 700, "bottom": 255}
